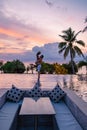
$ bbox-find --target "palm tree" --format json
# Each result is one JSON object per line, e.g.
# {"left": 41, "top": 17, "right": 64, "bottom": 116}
{"left": 58, "top": 27, "right": 85, "bottom": 74}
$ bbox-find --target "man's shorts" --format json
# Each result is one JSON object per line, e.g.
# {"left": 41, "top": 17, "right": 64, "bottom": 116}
{"left": 37, "top": 64, "right": 41, "bottom": 72}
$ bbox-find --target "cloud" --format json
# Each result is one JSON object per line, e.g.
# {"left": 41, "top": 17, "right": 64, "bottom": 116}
{"left": 0, "top": 42, "right": 81, "bottom": 63}
{"left": 32, "top": 42, "right": 70, "bottom": 63}
{"left": 56, "top": 6, "right": 68, "bottom": 12}
{"left": 0, "top": 0, "right": 5, "bottom": 11}
{"left": 0, "top": 49, "right": 35, "bottom": 63}
{"left": 45, "top": 0, "right": 68, "bottom": 13}
{"left": 45, "top": 0, "right": 54, "bottom": 7}
{"left": 0, "top": 42, "right": 85, "bottom": 64}
{"left": 0, "top": 10, "right": 41, "bottom": 36}
{"left": 0, "top": 3, "right": 48, "bottom": 42}
{"left": 0, "top": 7, "right": 55, "bottom": 49}
{"left": 0, "top": 10, "right": 51, "bottom": 52}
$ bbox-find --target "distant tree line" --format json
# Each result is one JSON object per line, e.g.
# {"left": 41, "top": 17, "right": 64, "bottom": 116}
{"left": 0, "top": 60, "right": 25, "bottom": 73}
{"left": 0, "top": 59, "right": 87, "bottom": 74}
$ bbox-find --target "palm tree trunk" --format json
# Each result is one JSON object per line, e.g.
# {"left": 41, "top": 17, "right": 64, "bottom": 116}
{"left": 71, "top": 60, "right": 75, "bottom": 74}
{"left": 70, "top": 51, "right": 75, "bottom": 74}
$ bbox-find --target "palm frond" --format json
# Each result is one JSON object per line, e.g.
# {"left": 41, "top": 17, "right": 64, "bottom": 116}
{"left": 63, "top": 28, "right": 75, "bottom": 42}
{"left": 70, "top": 30, "right": 82, "bottom": 42}
{"left": 64, "top": 46, "right": 70, "bottom": 59}
{"left": 83, "top": 26, "right": 87, "bottom": 32}
{"left": 58, "top": 47, "right": 66, "bottom": 54}
{"left": 74, "top": 30, "right": 82, "bottom": 38}
{"left": 59, "top": 34, "right": 68, "bottom": 41}
{"left": 62, "top": 27, "right": 72, "bottom": 35}
{"left": 58, "top": 42, "right": 67, "bottom": 49}
{"left": 74, "top": 46, "right": 84, "bottom": 57}
{"left": 76, "top": 40, "right": 85, "bottom": 46}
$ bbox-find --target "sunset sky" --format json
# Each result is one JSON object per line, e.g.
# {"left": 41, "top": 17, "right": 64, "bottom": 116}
{"left": 0, "top": 0, "right": 87, "bottom": 64}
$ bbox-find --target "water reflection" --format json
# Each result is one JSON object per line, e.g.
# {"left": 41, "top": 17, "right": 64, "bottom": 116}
{"left": 0, "top": 74, "right": 87, "bottom": 102}
{"left": 77, "top": 74, "right": 87, "bottom": 81}
{"left": 62, "top": 74, "right": 87, "bottom": 102}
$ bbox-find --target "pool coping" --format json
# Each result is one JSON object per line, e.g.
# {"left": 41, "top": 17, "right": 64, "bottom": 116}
{"left": 63, "top": 88, "right": 87, "bottom": 130}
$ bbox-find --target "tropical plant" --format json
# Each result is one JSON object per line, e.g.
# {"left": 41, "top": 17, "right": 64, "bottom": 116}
{"left": 2, "top": 59, "right": 25, "bottom": 73}
{"left": 53, "top": 63, "right": 68, "bottom": 74}
{"left": 62, "top": 62, "right": 78, "bottom": 74}
{"left": 40, "top": 62, "right": 55, "bottom": 74}
{"left": 58, "top": 27, "right": 85, "bottom": 74}
{"left": 78, "top": 60, "right": 87, "bottom": 68}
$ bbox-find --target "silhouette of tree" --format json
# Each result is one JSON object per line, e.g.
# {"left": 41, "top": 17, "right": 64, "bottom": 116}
{"left": 58, "top": 27, "right": 85, "bottom": 74}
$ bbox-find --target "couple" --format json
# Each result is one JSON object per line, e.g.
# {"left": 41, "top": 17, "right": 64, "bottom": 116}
{"left": 35, "top": 51, "right": 44, "bottom": 82}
